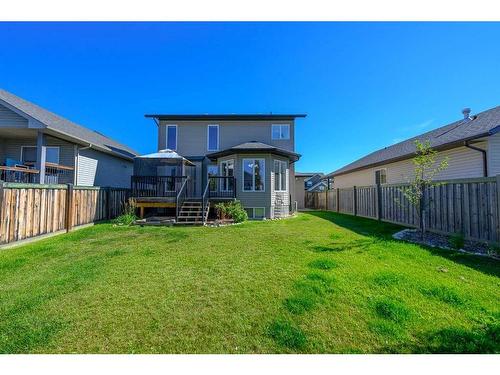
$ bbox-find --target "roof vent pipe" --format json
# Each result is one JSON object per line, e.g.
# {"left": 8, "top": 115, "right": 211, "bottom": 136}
{"left": 462, "top": 107, "right": 472, "bottom": 120}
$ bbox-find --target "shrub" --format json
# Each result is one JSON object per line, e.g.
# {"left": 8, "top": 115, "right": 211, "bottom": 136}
{"left": 450, "top": 233, "right": 465, "bottom": 250}
{"left": 112, "top": 202, "right": 137, "bottom": 226}
{"left": 214, "top": 202, "right": 227, "bottom": 220}
{"left": 225, "top": 200, "right": 248, "bottom": 223}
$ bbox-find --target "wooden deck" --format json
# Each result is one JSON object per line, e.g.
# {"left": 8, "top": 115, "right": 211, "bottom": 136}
{"left": 130, "top": 197, "right": 178, "bottom": 218}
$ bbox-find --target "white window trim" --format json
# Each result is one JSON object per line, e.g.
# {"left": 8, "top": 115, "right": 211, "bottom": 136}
{"left": 219, "top": 159, "right": 234, "bottom": 192}
{"left": 242, "top": 158, "right": 266, "bottom": 192}
{"left": 246, "top": 207, "right": 266, "bottom": 219}
{"left": 271, "top": 124, "right": 290, "bottom": 140}
{"left": 207, "top": 124, "right": 219, "bottom": 151}
{"left": 20, "top": 145, "right": 60, "bottom": 164}
{"left": 274, "top": 159, "right": 288, "bottom": 192}
{"left": 166, "top": 124, "right": 178, "bottom": 151}
{"left": 374, "top": 168, "right": 387, "bottom": 184}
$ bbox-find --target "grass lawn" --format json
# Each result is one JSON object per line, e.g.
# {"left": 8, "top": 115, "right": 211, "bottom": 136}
{"left": 0, "top": 211, "right": 498, "bottom": 353}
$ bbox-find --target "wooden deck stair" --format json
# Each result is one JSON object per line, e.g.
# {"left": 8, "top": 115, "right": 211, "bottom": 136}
{"left": 176, "top": 200, "right": 205, "bottom": 225}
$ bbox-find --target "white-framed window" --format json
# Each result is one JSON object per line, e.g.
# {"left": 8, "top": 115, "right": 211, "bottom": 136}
{"left": 207, "top": 124, "right": 219, "bottom": 151}
{"left": 166, "top": 124, "right": 177, "bottom": 150}
{"left": 245, "top": 207, "right": 266, "bottom": 219}
{"left": 21, "top": 146, "right": 60, "bottom": 164}
{"left": 243, "top": 158, "right": 265, "bottom": 192}
{"left": 271, "top": 124, "right": 290, "bottom": 140}
{"left": 220, "top": 159, "right": 234, "bottom": 191}
{"left": 274, "top": 159, "right": 288, "bottom": 192}
{"left": 375, "top": 168, "right": 387, "bottom": 184}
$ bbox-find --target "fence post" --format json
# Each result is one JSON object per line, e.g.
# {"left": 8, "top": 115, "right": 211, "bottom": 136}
{"left": 106, "top": 187, "right": 112, "bottom": 219}
{"left": 496, "top": 175, "right": 500, "bottom": 241}
{"left": 376, "top": 183, "right": 382, "bottom": 220}
{"left": 336, "top": 188, "right": 340, "bottom": 212}
{"left": 325, "top": 189, "right": 329, "bottom": 211}
{"left": 353, "top": 186, "right": 357, "bottom": 216}
{"left": 65, "top": 183, "right": 74, "bottom": 232}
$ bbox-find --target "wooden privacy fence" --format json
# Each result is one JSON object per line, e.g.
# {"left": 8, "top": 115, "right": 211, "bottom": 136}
{"left": 305, "top": 176, "right": 500, "bottom": 243}
{"left": 0, "top": 183, "right": 131, "bottom": 245}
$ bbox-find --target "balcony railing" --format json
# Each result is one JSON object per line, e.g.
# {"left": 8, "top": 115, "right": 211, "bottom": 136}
{"left": 131, "top": 176, "right": 187, "bottom": 197}
{"left": 208, "top": 176, "right": 236, "bottom": 199}
{"left": 0, "top": 163, "right": 74, "bottom": 184}
{"left": 0, "top": 166, "right": 39, "bottom": 183}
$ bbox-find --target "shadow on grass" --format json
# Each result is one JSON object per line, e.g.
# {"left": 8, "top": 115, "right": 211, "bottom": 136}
{"left": 304, "top": 211, "right": 403, "bottom": 240}
{"left": 302, "top": 211, "right": 500, "bottom": 278}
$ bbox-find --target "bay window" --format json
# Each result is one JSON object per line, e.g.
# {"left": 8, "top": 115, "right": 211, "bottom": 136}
{"left": 243, "top": 158, "right": 265, "bottom": 192}
{"left": 274, "top": 160, "right": 287, "bottom": 191}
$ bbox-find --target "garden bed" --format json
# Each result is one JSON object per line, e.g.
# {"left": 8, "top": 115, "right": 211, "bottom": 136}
{"left": 393, "top": 229, "right": 500, "bottom": 259}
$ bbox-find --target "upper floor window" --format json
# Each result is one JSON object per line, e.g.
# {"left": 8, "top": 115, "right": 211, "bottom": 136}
{"left": 243, "top": 158, "right": 265, "bottom": 192}
{"left": 274, "top": 160, "right": 287, "bottom": 192}
{"left": 21, "top": 146, "right": 60, "bottom": 164}
{"left": 271, "top": 124, "right": 290, "bottom": 140}
{"left": 166, "top": 125, "right": 177, "bottom": 150}
{"left": 375, "top": 169, "right": 387, "bottom": 184}
{"left": 207, "top": 124, "right": 219, "bottom": 151}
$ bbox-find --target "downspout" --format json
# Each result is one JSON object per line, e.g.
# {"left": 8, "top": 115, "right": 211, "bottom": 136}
{"left": 464, "top": 141, "right": 488, "bottom": 177}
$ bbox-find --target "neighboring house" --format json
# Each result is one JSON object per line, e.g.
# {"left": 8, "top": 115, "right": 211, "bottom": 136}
{"left": 294, "top": 172, "right": 325, "bottom": 209}
{"left": 132, "top": 114, "right": 305, "bottom": 221}
{"left": 327, "top": 106, "right": 500, "bottom": 188}
{"left": 0, "top": 89, "right": 137, "bottom": 187}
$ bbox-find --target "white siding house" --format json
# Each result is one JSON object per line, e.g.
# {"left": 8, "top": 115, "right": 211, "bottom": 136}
{"left": 328, "top": 106, "right": 500, "bottom": 188}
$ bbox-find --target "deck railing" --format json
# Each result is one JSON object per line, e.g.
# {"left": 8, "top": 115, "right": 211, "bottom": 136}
{"left": 208, "top": 176, "right": 236, "bottom": 199}
{"left": 176, "top": 177, "right": 189, "bottom": 218}
{"left": 0, "top": 163, "right": 74, "bottom": 184}
{"left": 0, "top": 166, "right": 39, "bottom": 183}
{"left": 131, "top": 176, "right": 187, "bottom": 197}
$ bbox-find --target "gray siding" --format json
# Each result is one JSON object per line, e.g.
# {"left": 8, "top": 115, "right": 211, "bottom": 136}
{"left": 0, "top": 104, "right": 28, "bottom": 128}
{"left": 294, "top": 176, "right": 307, "bottom": 210}
{"left": 0, "top": 136, "right": 75, "bottom": 168}
{"left": 158, "top": 120, "right": 295, "bottom": 156}
{"left": 77, "top": 148, "right": 133, "bottom": 188}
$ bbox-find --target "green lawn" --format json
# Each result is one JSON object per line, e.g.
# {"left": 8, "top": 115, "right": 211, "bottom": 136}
{"left": 0, "top": 212, "right": 498, "bottom": 353}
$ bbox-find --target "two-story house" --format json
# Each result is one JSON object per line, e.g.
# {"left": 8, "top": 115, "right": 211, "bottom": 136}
{"left": 131, "top": 114, "right": 305, "bottom": 223}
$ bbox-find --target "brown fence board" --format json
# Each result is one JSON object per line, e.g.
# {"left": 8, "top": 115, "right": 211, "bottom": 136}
{"left": 305, "top": 176, "right": 500, "bottom": 243}
{"left": 0, "top": 183, "right": 131, "bottom": 245}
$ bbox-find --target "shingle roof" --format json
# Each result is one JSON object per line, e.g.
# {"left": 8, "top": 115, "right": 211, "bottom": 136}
{"left": 295, "top": 172, "right": 324, "bottom": 177}
{"left": 206, "top": 141, "right": 301, "bottom": 161}
{"left": 328, "top": 105, "right": 500, "bottom": 177}
{"left": 0, "top": 88, "right": 138, "bottom": 160}
{"left": 144, "top": 114, "right": 306, "bottom": 121}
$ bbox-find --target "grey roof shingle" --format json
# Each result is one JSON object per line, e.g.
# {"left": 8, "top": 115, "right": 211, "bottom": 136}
{"left": 328, "top": 105, "right": 500, "bottom": 177}
{"left": 0, "top": 88, "right": 138, "bottom": 160}
{"left": 206, "top": 141, "right": 301, "bottom": 161}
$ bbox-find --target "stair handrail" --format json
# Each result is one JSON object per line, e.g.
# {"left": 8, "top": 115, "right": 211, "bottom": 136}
{"left": 201, "top": 179, "right": 211, "bottom": 225}
{"left": 176, "top": 176, "right": 189, "bottom": 219}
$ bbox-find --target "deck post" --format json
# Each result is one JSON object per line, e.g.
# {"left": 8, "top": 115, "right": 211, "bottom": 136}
{"left": 35, "top": 131, "right": 47, "bottom": 184}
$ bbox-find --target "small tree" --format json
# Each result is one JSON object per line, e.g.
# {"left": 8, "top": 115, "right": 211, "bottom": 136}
{"left": 401, "top": 140, "right": 449, "bottom": 239}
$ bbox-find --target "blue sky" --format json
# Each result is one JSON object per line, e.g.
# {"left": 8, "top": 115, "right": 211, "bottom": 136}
{"left": 0, "top": 22, "right": 499, "bottom": 173}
